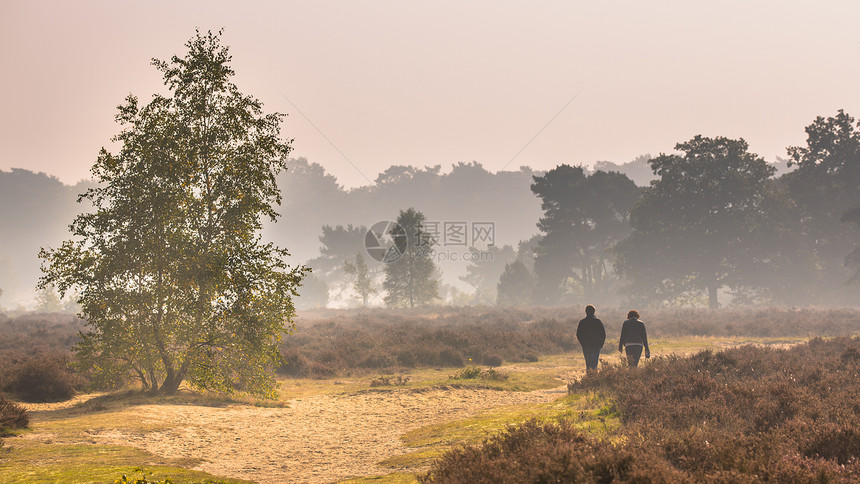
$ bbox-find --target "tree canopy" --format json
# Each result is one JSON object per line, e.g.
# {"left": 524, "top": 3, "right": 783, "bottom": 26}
{"left": 39, "top": 30, "right": 306, "bottom": 396}
{"left": 460, "top": 245, "right": 517, "bottom": 305}
{"left": 614, "top": 136, "right": 777, "bottom": 309}
{"left": 842, "top": 207, "right": 860, "bottom": 285}
{"left": 496, "top": 260, "right": 535, "bottom": 307}
{"left": 344, "top": 252, "right": 377, "bottom": 306}
{"left": 531, "top": 165, "right": 639, "bottom": 305}
{"left": 783, "top": 110, "right": 860, "bottom": 294}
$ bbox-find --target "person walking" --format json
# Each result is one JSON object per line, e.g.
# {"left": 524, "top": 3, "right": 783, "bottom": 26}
{"left": 576, "top": 304, "right": 606, "bottom": 371}
{"left": 618, "top": 310, "right": 650, "bottom": 367}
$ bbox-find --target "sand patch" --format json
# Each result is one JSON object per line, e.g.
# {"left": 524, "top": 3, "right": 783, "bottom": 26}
{"left": 93, "top": 386, "right": 564, "bottom": 483}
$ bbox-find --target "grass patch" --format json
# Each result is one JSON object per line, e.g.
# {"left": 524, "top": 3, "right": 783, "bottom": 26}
{"left": 390, "top": 392, "right": 618, "bottom": 470}
{"left": 649, "top": 335, "right": 808, "bottom": 352}
{"left": 36, "top": 409, "right": 171, "bottom": 438}
{"left": 378, "top": 449, "right": 443, "bottom": 468}
{"left": 338, "top": 472, "right": 418, "bottom": 484}
{"left": 281, "top": 365, "right": 564, "bottom": 399}
{"left": 0, "top": 439, "right": 251, "bottom": 484}
{"left": 338, "top": 472, "right": 419, "bottom": 483}
{"left": 277, "top": 377, "right": 369, "bottom": 400}
{"left": 422, "top": 370, "right": 559, "bottom": 393}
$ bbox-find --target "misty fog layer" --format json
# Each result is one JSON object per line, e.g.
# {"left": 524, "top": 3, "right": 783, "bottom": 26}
{"left": 1, "top": 127, "right": 856, "bottom": 310}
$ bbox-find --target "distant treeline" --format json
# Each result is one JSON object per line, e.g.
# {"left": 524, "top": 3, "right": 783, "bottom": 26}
{"left": 0, "top": 156, "right": 646, "bottom": 307}
{"left": 3, "top": 111, "right": 859, "bottom": 309}
{"left": 305, "top": 112, "right": 860, "bottom": 309}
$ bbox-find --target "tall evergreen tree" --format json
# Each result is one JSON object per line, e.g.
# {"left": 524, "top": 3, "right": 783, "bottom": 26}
{"left": 383, "top": 208, "right": 439, "bottom": 308}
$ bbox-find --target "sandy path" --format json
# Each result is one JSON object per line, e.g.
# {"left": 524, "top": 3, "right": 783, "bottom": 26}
{"left": 93, "top": 385, "right": 566, "bottom": 483}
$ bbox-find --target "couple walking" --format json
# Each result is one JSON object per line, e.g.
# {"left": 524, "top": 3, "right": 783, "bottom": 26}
{"left": 576, "top": 305, "right": 650, "bottom": 370}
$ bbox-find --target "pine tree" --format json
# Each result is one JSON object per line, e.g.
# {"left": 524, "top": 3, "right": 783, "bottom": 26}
{"left": 383, "top": 208, "right": 439, "bottom": 308}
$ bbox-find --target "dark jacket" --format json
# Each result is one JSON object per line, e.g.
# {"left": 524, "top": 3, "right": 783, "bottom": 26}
{"left": 618, "top": 318, "right": 649, "bottom": 352}
{"left": 576, "top": 315, "right": 606, "bottom": 349}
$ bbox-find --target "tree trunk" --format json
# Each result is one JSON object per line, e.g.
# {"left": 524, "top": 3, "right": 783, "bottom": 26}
{"left": 582, "top": 263, "right": 589, "bottom": 302}
{"left": 160, "top": 374, "right": 183, "bottom": 394}
{"left": 148, "top": 372, "right": 160, "bottom": 395}
{"left": 708, "top": 284, "right": 719, "bottom": 310}
{"left": 409, "top": 255, "right": 415, "bottom": 308}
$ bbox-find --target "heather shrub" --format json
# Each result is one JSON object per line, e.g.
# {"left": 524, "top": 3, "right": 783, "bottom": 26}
{"left": 280, "top": 308, "right": 580, "bottom": 378}
{"left": 449, "top": 366, "right": 483, "bottom": 380}
{"left": 0, "top": 393, "right": 29, "bottom": 434}
{"left": 0, "top": 313, "right": 84, "bottom": 356}
{"left": 426, "top": 336, "right": 860, "bottom": 482}
{"left": 277, "top": 348, "right": 308, "bottom": 377}
{"left": 449, "top": 366, "right": 508, "bottom": 382}
{"left": 0, "top": 313, "right": 90, "bottom": 393}
{"left": 479, "top": 368, "right": 508, "bottom": 381}
{"left": 4, "top": 353, "right": 77, "bottom": 402}
{"left": 799, "top": 425, "right": 860, "bottom": 465}
{"left": 280, "top": 306, "right": 860, "bottom": 378}
{"left": 568, "top": 336, "right": 860, "bottom": 481}
{"left": 370, "top": 375, "right": 410, "bottom": 387}
{"left": 419, "top": 419, "right": 686, "bottom": 483}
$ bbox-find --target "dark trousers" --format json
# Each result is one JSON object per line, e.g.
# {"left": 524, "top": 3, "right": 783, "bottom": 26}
{"left": 625, "top": 345, "right": 643, "bottom": 367}
{"left": 582, "top": 347, "right": 601, "bottom": 370}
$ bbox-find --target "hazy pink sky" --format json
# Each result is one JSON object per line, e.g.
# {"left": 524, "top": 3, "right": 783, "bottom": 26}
{"left": 2, "top": 1, "right": 859, "bottom": 187}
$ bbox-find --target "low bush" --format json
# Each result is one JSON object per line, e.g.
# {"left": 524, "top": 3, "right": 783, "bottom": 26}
{"left": 3, "top": 353, "right": 77, "bottom": 402}
{"left": 0, "top": 313, "right": 89, "bottom": 394}
{"left": 279, "top": 308, "right": 583, "bottom": 378}
{"left": 449, "top": 366, "right": 483, "bottom": 380}
{"left": 419, "top": 419, "right": 684, "bottom": 483}
{"left": 116, "top": 469, "right": 173, "bottom": 484}
{"left": 370, "top": 375, "right": 410, "bottom": 387}
{"left": 449, "top": 366, "right": 508, "bottom": 382}
{"left": 0, "top": 393, "right": 29, "bottom": 435}
{"left": 479, "top": 368, "right": 508, "bottom": 381}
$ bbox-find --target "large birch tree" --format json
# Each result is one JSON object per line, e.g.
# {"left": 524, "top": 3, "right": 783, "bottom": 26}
{"left": 39, "top": 31, "right": 307, "bottom": 396}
